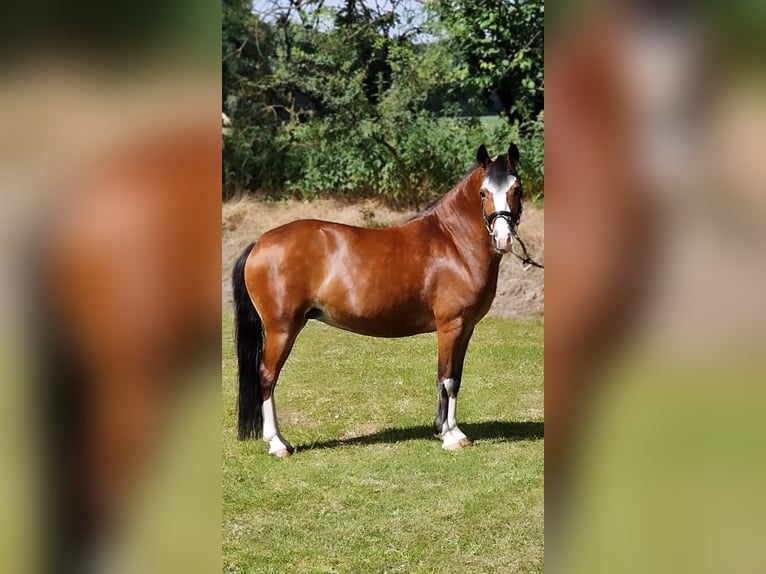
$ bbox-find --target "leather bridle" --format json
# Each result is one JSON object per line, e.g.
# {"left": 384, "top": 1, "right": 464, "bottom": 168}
{"left": 479, "top": 181, "right": 544, "bottom": 269}
{"left": 479, "top": 186, "right": 521, "bottom": 236}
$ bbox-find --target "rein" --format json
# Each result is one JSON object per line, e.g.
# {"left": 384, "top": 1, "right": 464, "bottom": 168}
{"left": 509, "top": 230, "right": 545, "bottom": 269}
{"left": 480, "top": 189, "right": 544, "bottom": 270}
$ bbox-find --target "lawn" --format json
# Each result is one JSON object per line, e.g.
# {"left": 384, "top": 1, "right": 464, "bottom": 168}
{"left": 222, "top": 313, "right": 544, "bottom": 573}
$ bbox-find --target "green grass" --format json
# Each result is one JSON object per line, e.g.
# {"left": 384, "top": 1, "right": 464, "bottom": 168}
{"left": 222, "top": 314, "right": 544, "bottom": 573}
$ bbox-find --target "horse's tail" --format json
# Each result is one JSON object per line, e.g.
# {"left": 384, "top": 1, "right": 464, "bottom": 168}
{"left": 232, "top": 242, "right": 264, "bottom": 440}
{"left": 30, "top": 238, "right": 92, "bottom": 573}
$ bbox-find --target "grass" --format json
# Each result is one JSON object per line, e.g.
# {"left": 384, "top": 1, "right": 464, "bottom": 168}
{"left": 222, "top": 313, "right": 544, "bottom": 573}
{"left": 559, "top": 359, "right": 766, "bottom": 574}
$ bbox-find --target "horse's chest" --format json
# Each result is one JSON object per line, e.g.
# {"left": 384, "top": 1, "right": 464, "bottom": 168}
{"left": 432, "top": 260, "right": 500, "bottom": 315}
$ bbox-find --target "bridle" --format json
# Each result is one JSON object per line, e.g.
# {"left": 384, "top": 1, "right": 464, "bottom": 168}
{"left": 480, "top": 187, "right": 520, "bottom": 236}
{"left": 479, "top": 181, "right": 544, "bottom": 269}
{"left": 479, "top": 168, "right": 522, "bottom": 237}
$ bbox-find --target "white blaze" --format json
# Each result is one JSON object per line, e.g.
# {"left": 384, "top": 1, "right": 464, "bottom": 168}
{"left": 483, "top": 174, "right": 516, "bottom": 251}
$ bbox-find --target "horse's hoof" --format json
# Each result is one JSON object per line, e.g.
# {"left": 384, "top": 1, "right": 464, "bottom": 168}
{"left": 272, "top": 449, "right": 292, "bottom": 458}
{"left": 443, "top": 441, "right": 466, "bottom": 452}
{"left": 459, "top": 437, "right": 473, "bottom": 448}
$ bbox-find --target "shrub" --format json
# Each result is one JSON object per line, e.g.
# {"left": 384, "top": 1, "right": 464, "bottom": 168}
{"left": 278, "top": 113, "right": 543, "bottom": 208}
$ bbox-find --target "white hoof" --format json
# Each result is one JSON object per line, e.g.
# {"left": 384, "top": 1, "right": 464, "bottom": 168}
{"left": 266, "top": 435, "right": 293, "bottom": 457}
{"left": 439, "top": 427, "right": 472, "bottom": 451}
{"left": 443, "top": 440, "right": 466, "bottom": 451}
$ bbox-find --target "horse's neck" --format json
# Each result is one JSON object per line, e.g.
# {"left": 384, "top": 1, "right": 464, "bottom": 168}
{"left": 427, "top": 170, "right": 499, "bottom": 273}
{"left": 429, "top": 169, "right": 483, "bottom": 227}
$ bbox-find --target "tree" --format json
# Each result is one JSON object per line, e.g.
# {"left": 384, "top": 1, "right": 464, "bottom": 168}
{"left": 428, "top": 0, "right": 544, "bottom": 126}
{"left": 222, "top": 0, "right": 277, "bottom": 196}
{"left": 221, "top": 0, "right": 544, "bottom": 203}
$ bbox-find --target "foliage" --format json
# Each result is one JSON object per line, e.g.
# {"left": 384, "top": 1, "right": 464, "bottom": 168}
{"left": 511, "top": 110, "right": 544, "bottom": 203}
{"left": 428, "top": 0, "right": 544, "bottom": 125}
{"left": 222, "top": 313, "right": 544, "bottom": 573}
{"left": 222, "top": 0, "right": 544, "bottom": 206}
{"left": 222, "top": 0, "right": 281, "bottom": 198}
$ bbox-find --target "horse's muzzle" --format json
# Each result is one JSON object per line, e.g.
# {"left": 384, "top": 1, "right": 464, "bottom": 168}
{"left": 491, "top": 217, "right": 514, "bottom": 253}
{"left": 493, "top": 232, "right": 513, "bottom": 253}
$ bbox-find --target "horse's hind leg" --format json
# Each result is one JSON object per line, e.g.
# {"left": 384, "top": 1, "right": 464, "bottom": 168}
{"left": 260, "top": 319, "right": 305, "bottom": 457}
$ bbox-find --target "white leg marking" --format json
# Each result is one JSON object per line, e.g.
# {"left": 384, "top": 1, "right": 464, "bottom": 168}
{"left": 262, "top": 397, "right": 292, "bottom": 455}
{"left": 447, "top": 396, "right": 468, "bottom": 442}
{"left": 447, "top": 394, "right": 457, "bottom": 428}
{"left": 438, "top": 379, "right": 469, "bottom": 449}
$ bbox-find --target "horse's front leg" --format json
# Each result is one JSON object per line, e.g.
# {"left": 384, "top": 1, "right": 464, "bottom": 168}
{"left": 434, "top": 322, "right": 474, "bottom": 451}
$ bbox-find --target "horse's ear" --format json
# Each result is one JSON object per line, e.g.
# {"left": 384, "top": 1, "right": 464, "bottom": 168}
{"left": 476, "top": 144, "right": 490, "bottom": 168}
{"left": 508, "top": 143, "right": 520, "bottom": 167}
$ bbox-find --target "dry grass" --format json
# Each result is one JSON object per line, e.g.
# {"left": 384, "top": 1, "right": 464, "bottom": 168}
{"left": 222, "top": 195, "right": 544, "bottom": 317}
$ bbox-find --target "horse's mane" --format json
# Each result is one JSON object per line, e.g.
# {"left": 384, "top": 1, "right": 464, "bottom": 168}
{"left": 408, "top": 164, "right": 481, "bottom": 222}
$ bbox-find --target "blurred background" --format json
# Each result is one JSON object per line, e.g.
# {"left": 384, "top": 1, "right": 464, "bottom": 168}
{"left": 545, "top": 1, "right": 766, "bottom": 572}
{"left": 0, "top": 1, "right": 221, "bottom": 573}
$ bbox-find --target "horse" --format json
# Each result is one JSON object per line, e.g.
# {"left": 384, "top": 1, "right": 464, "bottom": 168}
{"left": 232, "top": 143, "right": 525, "bottom": 457}
{"left": 32, "top": 117, "right": 220, "bottom": 573}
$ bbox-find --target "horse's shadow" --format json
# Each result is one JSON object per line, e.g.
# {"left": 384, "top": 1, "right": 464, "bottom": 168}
{"left": 297, "top": 420, "right": 543, "bottom": 451}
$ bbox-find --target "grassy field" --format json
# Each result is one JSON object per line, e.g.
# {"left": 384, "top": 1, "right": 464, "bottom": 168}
{"left": 222, "top": 312, "right": 544, "bottom": 573}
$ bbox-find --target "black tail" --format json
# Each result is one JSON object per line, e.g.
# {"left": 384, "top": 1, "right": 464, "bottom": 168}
{"left": 232, "top": 242, "right": 264, "bottom": 440}
{"left": 30, "top": 233, "right": 96, "bottom": 574}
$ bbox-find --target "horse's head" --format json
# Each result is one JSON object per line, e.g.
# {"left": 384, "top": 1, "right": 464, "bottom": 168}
{"left": 477, "top": 143, "right": 523, "bottom": 254}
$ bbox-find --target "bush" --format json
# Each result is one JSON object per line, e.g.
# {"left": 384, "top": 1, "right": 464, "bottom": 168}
{"left": 222, "top": 1, "right": 544, "bottom": 208}
{"left": 277, "top": 113, "right": 543, "bottom": 208}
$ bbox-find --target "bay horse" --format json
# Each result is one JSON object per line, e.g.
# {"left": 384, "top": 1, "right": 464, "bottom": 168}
{"left": 33, "top": 116, "right": 220, "bottom": 572}
{"left": 233, "top": 143, "right": 524, "bottom": 456}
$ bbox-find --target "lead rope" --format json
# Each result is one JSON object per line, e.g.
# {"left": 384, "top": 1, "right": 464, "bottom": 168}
{"left": 510, "top": 230, "right": 544, "bottom": 269}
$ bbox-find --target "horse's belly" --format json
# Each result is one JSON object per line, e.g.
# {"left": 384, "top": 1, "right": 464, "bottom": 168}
{"left": 310, "top": 302, "right": 435, "bottom": 338}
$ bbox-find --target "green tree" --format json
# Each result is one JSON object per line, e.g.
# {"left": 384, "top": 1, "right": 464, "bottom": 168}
{"left": 428, "top": 0, "right": 544, "bottom": 125}
{"left": 222, "top": 0, "right": 544, "bottom": 203}
{"left": 223, "top": 0, "right": 294, "bottom": 197}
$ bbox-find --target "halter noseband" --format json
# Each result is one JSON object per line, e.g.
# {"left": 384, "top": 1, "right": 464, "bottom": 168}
{"left": 479, "top": 187, "right": 544, "bottom": 269}
{"left": 480, "top": 188, "right": 519, "bottom": 235}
